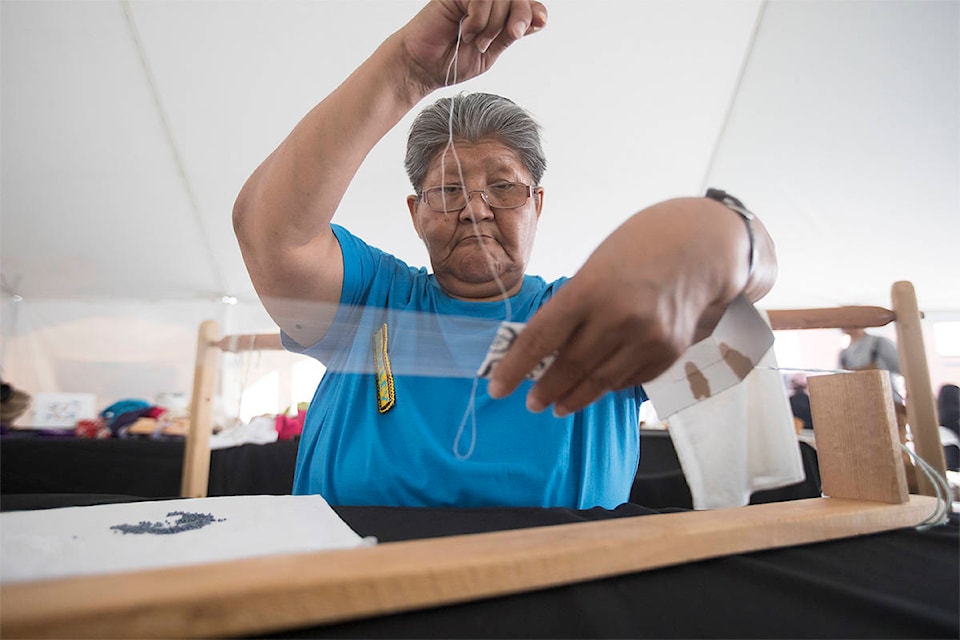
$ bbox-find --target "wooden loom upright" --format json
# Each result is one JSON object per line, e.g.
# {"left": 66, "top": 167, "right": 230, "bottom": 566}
{"left": 0, "top": 281, "right": 948, "bottom": 639}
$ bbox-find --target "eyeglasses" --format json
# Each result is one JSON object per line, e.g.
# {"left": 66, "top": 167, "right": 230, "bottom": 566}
{"left": 418, "top": 182, "right": 536, "bottom": 213}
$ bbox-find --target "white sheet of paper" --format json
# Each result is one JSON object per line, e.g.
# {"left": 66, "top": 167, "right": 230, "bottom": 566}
{"left": 0, "top": 495, "right": 372, "bottom": 583}
{"left": 643, "top": 295, "right": 775, "bottom": 418}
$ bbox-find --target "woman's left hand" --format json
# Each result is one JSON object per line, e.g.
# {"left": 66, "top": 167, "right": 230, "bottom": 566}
{"left": 487, "top": 196, "right": 775, "bottom": 416}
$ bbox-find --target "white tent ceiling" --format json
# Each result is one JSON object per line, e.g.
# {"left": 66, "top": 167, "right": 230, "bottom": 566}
{"left": 2, "top": 0, "right": 958, "bottom": 313}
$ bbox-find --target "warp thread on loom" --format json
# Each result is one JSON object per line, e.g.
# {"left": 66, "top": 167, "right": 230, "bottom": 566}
{"left": 900, "top": 443, "right": 952, "bottom": 529}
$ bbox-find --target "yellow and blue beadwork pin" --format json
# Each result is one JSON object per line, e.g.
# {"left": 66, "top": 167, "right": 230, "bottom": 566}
{"left": 373, "top": 323, "right": 396, "bottom": 413}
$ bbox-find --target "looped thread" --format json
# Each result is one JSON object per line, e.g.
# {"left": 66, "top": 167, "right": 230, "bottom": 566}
{"left": 900, "top": 442, "right": 952, "bottom": 530}
{"left": 446, "top": 19, "right": 514, "bottom": 460}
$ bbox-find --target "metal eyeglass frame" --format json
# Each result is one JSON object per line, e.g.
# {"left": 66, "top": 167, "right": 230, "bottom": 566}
{"left": 418, "top": 182, "right": 537, "bottom": 213}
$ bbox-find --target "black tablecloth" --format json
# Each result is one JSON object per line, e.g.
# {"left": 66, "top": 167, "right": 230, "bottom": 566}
{"left": 303, "top": 505, "right": 959, "bottom": 639}
{"left": 0, "top": 435, "right": 298, "bottom": 501}
{"left": 1, "top": 430, "right": 821, "bottom": 510}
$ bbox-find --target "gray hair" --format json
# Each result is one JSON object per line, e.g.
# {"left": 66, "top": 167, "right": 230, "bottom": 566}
{"left": 404, "top": 93, "right": 546, "bottom": 193}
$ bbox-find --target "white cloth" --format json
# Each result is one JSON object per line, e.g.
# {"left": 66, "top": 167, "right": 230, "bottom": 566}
{"left": 0, "top": 495, "right": 372, "bottom": 583}
{"left": 665, "top": 347, "right": 805, "bottom": 510}
{"left": 209, "top": 415, "right": 279, "bottom": 449}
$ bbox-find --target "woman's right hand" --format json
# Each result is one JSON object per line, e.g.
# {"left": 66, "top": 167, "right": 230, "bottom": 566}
{"left": 399, "top": 0, "right": 547, "bottom": 94}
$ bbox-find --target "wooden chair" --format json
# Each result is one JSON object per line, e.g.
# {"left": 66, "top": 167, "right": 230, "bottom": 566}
{"left": 180, "top": 319, "right": 285, "bottom": 498}
{"left": 766, "top": 280, "right": 947, "bottom": 497}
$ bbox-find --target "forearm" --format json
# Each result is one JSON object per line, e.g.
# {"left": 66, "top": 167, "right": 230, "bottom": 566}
{"left": 234, "top": 0, "right": 546, "bottom": 281}
{"left": 694, "top": 195, "right": 777, "bottom": 339}
{"left": 626, "top": 197, "right": 775, "bottom": 296}
{"left": 233, "top": 33, "right": 427, "bottom": 254}
{"left": 612, "top": 197, "right": 777, "bottom": 342}
{"left": 233, "top": 0, "right": 547, "bottom": 345}
{"left": 234, "top": 0, "right": 548, "bottom": 256}
{"left": 232, "top": 31, "right": 434, "bottom": 347}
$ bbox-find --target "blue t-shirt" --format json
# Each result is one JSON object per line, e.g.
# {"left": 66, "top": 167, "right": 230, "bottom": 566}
{"left": 284, "top": 225, "right": 645, "bottom": 508}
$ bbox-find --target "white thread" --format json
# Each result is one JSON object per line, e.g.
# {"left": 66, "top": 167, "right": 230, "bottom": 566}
{"left": 453, "top": 376, "right": 480, "bottom": 459}
{"left": 900, "top": 443, "right": 953, "bottom": 529}
{"left": 441, "top": 21, "right": 514, "bottom": 321}
{"left": 756, "top": 365, "right": 854, "bottom": 375}
{"left": 444, "top": 18, "right": 514, "bottom": 460}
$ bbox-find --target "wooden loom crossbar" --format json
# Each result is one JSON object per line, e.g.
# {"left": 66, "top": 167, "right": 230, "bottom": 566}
{"left": 7, "top": 280, "right": 934, "bottom": 637}
{"left": 766, "top": 305, "right": 896, "bottom": 330}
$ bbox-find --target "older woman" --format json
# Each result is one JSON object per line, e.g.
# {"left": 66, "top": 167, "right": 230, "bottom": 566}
{"left": 233, "top": 0, "right": 777, "bottom": 508}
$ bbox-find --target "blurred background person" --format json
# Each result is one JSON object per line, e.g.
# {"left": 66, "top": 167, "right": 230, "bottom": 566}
{"left": 839, "top": 327, "right": 901, "bottom": 378}
{"left": 937, "top": 383, "right": 959, "bottom": 471}
{"left": 839, "top": 326, "right": 905, "bottom": 414}
{"left": 788, "top": 372, "right": 813, "bottom": 433}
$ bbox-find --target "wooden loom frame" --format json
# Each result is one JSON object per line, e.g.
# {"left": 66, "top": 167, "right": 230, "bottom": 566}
{"left": 181, "top": 279, "right": 946, "bottom": 499}
{"left": 1, "top": 281, "right": 948, "bottom": 639}
{"left": 179, "top": 320, "right": 285, "bottom": 499}
{"left": 766, "top": 280, "right": 947, "bottom": 496}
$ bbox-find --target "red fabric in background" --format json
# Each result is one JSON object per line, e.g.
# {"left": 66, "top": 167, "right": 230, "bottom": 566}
{"left": 275, "top": 409, "right": 305, "bottom": 440}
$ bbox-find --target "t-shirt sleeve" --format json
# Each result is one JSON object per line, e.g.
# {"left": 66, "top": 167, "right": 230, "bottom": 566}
{"left": 280, "top": 224, "right": 421, "bottom": 360}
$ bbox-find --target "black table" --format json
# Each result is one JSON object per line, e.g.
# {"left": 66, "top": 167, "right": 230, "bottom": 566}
{"left": 295, "top": 505, "right": 958, "bottom": 639}
{"left": 0, "top": 435, "right": 298, "bottom": 500}
{"left": 1, "top": 430, "right": 820, "bottom": 510}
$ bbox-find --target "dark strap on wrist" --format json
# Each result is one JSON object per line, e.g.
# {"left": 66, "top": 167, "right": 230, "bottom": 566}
{"left": 705, "top": 187, "right": 757, "bottom": 281}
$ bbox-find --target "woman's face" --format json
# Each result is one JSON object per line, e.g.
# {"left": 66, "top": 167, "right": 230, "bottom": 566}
{"left": 407, "top": 138, "right": 544, "bottom": 301}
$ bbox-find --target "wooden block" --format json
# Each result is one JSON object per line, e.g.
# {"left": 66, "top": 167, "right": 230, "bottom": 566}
{"left": 809, "top": 370, "right": 908, "bottom": 503}
{"left": 0, "top": 496, "right": 936, "bottom": 639}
